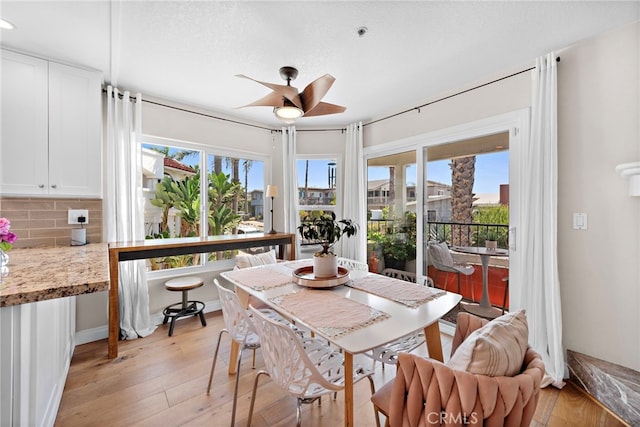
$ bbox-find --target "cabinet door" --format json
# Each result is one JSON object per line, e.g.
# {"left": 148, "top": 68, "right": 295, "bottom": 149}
{"left": 48, "top": 62, "right": 102, "bottom": 197}
{"left": 0, "top": 50, "right": 49, "bottom": 195}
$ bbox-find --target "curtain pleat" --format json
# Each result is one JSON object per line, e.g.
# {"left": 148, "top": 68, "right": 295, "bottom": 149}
{"left": 282, "top": 126, "right": 300, "bottom": 258}
{"left": 106, "top": 86, "right": 156, "bottom": 339}
{"left": 340, "top": 122, "right": 366, "bottom": 261}
{"left": 515, "top": 53, "right": 564, "bottom": 388}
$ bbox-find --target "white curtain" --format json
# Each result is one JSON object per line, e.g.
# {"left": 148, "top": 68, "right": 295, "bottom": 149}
{"left": 514, "top": 53, "right": 564, "bottom": 388}
{"left": 340, "top": 122, "right": 366, "bottom": 262}
{"left": 282, "top": 126, "right": 300, "bottom": 257}
{"left": 106, "top": 86, "right": 156, "bottom": 340}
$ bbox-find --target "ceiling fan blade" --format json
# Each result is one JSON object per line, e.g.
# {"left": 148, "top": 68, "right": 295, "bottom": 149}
{"left": 236, "top": 74, "right": 302, "bottom": 109}
{"left": 299, "top": 74, "right": 336, "bottom": 113}
{"left": 303, "top": 101, "right": 346, "bottom": 117}
{"left": 236, "top": 91, "right": 284, "bottom": 109}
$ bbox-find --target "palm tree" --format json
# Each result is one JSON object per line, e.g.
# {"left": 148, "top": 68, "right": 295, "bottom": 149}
{"left": 450, "top": 155, "right": 476, "bottom": 246}
{"left": 242, "top": 159, "right": 254, "bottom": 214}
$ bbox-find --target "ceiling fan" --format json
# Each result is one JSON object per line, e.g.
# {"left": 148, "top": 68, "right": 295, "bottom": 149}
{"left": 236, "top": 66, "right": 346, "bottom": 124}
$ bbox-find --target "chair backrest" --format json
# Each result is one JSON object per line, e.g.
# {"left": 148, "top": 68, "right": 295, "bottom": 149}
{"left": 381, "top": 268, "right": 417, "bottom": 283}
{"left": 389, "top": 350, "right": 545, "bottom": 427}
{"left": 337, "top": 257, "right": 368, "bottom": 271}
{"left": 427, "top": 241, "right": 455, "bottom": 270}
{"left": 214, "top": 279, "right": 257, "bottom": 344}
{"left": 248, "top": 305, "right": 344, "bottom": 397}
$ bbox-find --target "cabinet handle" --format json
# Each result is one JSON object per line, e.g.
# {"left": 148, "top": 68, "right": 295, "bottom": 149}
{"left": 51, "top": 184, "right": 57, "bottom": 189}
{"left": 38, "top": 184, "right": 45, "bottom": 188}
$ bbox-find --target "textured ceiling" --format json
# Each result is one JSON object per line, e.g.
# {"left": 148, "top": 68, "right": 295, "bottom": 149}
{"left": 1, "top": 1, "right": 638, "bottom": 129}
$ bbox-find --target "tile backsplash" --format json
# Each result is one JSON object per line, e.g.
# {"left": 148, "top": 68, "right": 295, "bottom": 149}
{"left": 0, "top": 197, "right": 102, "bottom": 248}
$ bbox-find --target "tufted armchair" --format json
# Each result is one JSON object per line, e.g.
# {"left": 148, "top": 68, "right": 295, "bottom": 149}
{"left": 371, "top": 312, "right": 545, "bottom": 426}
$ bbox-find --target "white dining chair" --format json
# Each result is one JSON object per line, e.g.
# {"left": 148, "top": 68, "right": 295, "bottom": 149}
{"left": 428, "top": 241, "right": 475, "bottom": 300}
{"left": 246, "top": 305, "right": 378, "bottom": 427}
{"left": 208, "top": 279, "right": 298, "bottom": 427}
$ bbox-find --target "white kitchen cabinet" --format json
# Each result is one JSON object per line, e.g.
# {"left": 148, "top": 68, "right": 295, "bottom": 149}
{"left": 0, "top": 297, "right": 76, "bottom": 427}
{"left": 1, "top": 49, "right": 102, "bottom": 197}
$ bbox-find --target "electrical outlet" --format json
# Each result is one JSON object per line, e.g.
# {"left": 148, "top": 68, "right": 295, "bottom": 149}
{"left": 68, "top": 209, "right": 89, "bottom": 225}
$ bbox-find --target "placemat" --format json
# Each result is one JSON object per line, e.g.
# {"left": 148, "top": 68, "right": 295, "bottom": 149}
{"left": 223, "top": 265, "right": 292, "bottom": 291}
{"left": 282, "top": 259, "right": 313, "bottom": 270}
{"left": 348, "top": 275, "right": 445, "bottom": 308}
{"left": 269, "top": 289, "right": 389, "bottom": 338}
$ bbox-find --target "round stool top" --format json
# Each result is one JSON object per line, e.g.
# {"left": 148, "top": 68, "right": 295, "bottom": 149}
{"left": 165, "top": 276, "right": 204, "bottom": 291}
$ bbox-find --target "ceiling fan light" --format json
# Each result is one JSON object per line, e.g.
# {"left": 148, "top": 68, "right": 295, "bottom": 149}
{"left": 274, "top": 105, "right": 304, "bottom": 120}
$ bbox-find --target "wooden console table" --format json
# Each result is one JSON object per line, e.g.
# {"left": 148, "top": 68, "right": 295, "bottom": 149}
{"left": 107, "top": 232, "right": 296, "bottom": 358}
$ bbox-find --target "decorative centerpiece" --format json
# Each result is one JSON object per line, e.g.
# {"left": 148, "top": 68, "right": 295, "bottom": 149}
{"left": 0, "top": 217, "right": 18, "bottom": 276}
{"left": 297, "top": 212, "right": 357, "bottom": 278}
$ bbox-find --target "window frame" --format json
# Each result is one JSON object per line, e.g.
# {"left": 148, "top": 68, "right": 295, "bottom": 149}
{"left": 142, "top": 135, "right": 272, "bottom": 275}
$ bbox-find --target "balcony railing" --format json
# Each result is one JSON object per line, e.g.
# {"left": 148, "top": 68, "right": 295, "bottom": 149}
{"left": 426, "top": 221, "right": 509, "bottom": 249}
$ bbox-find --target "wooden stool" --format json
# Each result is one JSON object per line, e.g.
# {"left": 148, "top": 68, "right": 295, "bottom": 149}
{"left": 162, "top": 276, "right": 207, "bottom": 336}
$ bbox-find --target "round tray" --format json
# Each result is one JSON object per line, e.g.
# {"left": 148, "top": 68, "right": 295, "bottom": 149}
{"left": 292, "top": 266, "right": 350, "bottom": 289}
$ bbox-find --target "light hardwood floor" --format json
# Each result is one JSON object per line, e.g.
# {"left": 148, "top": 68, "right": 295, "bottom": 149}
{"left": 56, "top": 312, "right": 626, "bottom": 426}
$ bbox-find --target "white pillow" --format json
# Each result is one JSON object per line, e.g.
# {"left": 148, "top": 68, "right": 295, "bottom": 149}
{"left": 447, "top": 309, "right": 529, "bottom": 377}
{"left": 235, "top": 249, "right": 277, "bottom": 269}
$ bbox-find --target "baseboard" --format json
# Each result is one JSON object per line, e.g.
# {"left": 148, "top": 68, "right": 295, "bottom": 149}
{"left": 75, "top": 301, "right": 222, "bottom": 345}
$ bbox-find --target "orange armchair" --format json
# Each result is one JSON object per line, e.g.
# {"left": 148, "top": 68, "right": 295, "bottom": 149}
{"left": 372, "top": 312, "right": 545, "bottom": 426}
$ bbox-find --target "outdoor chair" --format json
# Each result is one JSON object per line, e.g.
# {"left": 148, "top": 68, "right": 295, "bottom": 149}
{"left": 428, "top": 241, "right": 475, "bottom": 301}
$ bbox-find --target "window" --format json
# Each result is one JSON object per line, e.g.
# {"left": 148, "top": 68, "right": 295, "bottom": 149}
{"left": 142, "top": 139, "right": 265, "bottom": 271}
{"left": 296, "top": 158, "right": 339, "bottom": 258}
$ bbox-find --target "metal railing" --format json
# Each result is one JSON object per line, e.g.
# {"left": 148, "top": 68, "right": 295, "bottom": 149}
{"left": 426, "top": 221, "right": 509, "bottom": 249}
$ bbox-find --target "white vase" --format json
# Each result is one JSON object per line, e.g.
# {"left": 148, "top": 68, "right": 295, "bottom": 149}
{"left": 313, "top": 253, "right": 338, "bottom": 278}
{"left": 0, "top": 249, "right": 8, "bottom": 280}
{"left": 485, "top": 240, "right": 498, "bottom": 250}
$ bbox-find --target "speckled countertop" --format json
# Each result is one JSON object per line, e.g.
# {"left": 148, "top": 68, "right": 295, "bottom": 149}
{"left": 0, "top": 243, "right": 109, "bottom": 307}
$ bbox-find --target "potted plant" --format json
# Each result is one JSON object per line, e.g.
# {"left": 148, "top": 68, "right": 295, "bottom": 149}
{"left": 297, "top": 212, "right": 358, "bottom": 277}
{"left": 485, "top": 229, "right": 498, "bottom": 250}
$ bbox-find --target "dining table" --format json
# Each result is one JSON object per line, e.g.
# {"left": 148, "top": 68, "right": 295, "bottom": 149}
{"left": 451, "top": 246, "right": 509, "bottom": 319}
{"left": 220, "top": 260, "right": 461, "bottom": 427}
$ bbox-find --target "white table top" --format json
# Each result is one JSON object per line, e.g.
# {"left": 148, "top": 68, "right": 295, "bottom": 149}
{"left": 451, "top": 246, "right": 509, "bottom": 257}
{"left": 221, "top": 265, "right": 461, "bottom": 355}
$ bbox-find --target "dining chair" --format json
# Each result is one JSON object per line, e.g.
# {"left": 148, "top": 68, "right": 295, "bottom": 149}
{"left": 246, "top": 305, "right": 378, "bottom": 427}
{"left": 428, "top": 241, "right": 475, "bottom": 300}
{"left": 371, "top": 312, "right": 545, "bottom": 427}
{"left": 363, "top": 274, "right": 433, "bottom": 368}
{"left": 208, "top": 279, "right": 296, "bottom": 427}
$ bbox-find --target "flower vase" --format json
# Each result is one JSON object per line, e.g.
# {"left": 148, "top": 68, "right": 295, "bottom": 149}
{"left": 0, "top": 249, "right": 8, "bottom": 279}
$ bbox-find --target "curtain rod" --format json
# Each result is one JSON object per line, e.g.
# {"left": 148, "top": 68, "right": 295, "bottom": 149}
{"left": 364, "top": 56, "right": 560, "bottom": 127}
{"left": 102, "top": 87, "right": 274, "bottom": 131}
{"left": 104, "top": 57, "right": 558, "bottom": 132}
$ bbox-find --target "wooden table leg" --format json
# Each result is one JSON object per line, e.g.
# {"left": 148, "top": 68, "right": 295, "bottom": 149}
{"left": 344, "top": 352, "right": 354, "bottom": 427}
{"left": 424, "top": 321, "right": 444, "bottom": 362}
{"left": 108, "top": 249, "right": 120, "bottom": 359}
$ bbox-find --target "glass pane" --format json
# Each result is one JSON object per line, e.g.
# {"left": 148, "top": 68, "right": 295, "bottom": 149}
{"left": 366, "top": 151, "right": 417, "bottom": 274}
{"left": 424, "top": 133, "right": 511, "bottom": 314}
{"left": 207, "top": 155, "right": 265, "bottom": 262}
{"left": 142, "top": 143, "right": 201, "bottom": 270}
{"left": 296, "top": 159, "right": 337, "bottom": 206}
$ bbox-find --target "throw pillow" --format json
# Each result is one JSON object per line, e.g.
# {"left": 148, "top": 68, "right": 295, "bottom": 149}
{"left": 447, "top": 309, "right": 529, "bottom": 377}
{"left": 235, "top": 249, "right": 277, "bottom": 269}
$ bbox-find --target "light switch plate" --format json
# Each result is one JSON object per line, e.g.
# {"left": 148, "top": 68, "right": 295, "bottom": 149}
{"left": 573, "top": 213, "right": 587, "bottom": 230}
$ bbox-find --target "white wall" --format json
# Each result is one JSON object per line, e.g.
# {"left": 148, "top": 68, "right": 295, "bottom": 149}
{"left": 557, "top": 22, "right": 640, "bottom": 370}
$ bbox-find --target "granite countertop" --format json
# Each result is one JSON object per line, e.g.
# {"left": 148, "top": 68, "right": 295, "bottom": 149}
{"left": 0, "top": 243, "right": 109, "bottom": 307}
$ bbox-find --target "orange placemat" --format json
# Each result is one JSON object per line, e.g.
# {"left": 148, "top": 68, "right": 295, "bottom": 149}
{"left": 224, "top": 265, "right": 292, "bottom": 291}
{"left": 348, "top": 275, "right": 445, "bottom": 308}
{"left": 269, "top": 289, "right": 389, "bottom": 338}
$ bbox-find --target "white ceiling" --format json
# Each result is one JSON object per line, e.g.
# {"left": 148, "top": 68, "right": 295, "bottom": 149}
{"left": 1, "top": 1, "right": 638, "bottom": 129}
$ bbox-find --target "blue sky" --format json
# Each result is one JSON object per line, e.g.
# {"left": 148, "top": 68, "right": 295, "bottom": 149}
{"left": 144, "top": 144, "right": 508, "bottom": 195}
{"left": 299, "top": 152, "right": 509, "bottom": 194}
